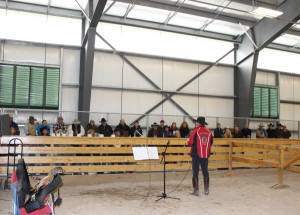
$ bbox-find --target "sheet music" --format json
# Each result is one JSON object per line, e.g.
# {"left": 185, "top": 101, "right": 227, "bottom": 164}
{"left": 132, "top": 147, "right": 159, "bottom": 160}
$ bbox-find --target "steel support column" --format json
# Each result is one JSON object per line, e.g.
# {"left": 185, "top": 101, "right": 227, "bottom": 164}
{"left": 235, "top": 0, "right": 300, "bottom": 122}
{"left": 78, "top": 0, "right": 107, "bottom": 126}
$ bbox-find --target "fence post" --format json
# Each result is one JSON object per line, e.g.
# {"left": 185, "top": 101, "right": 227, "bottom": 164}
{"left": 225, "top": 142, "right": 234, "bottom": 176}
{"left": 272, "top": 146, "right": 288, "bottom": 189}
{"left": 298, "top": 121, "right": 300, "bottom": 139}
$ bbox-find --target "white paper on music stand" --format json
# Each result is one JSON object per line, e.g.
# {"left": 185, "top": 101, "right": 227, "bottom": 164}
{"left": 132, "top": 147, "right": 159, "bottom": 160}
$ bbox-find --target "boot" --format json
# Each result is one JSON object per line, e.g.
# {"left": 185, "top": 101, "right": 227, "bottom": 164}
{"left": 204, "top": 177, "right": 209, "bottom": 195}
{"left": 191, "top": 178, "right": 199, "bottom": 196}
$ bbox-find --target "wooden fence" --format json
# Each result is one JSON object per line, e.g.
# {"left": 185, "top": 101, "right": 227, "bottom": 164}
{"left": 1, "top": 137, "right": 300, "bottom": 176}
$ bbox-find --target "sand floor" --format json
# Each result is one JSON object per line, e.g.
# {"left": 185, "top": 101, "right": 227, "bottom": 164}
{"left": 1, "top": 169, "right": 300, "bottom": 215}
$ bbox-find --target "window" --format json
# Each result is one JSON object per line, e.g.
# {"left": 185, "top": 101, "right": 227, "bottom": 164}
{"left": 252, "top": 86, "right": 278, "bottom": 118}
{"left": 0, "top": 64, "right": 60, "bottom": 109}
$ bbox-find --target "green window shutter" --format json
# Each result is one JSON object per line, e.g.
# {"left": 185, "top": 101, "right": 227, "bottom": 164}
{"left": 30, "top": 67, "right": 45, "bottom": 107}
{"left": 0, "top": 65, "right": 14, "bottom": 106}
{"left": 261, "top": 88, "right": 269, "bottom": 117}
{"left": 270, "top": 88, "right": 278, "bottom": 118}
{"left": 15, "top": 66, "right": 30, "bottom": 106}
{"left": 45, "top": 68, "right": 60, "bottom": 108}
{"left": 252, "top": 87, "right": 261, "bottom": 117}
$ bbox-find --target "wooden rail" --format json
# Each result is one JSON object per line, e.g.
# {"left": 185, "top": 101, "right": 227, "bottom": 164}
{"left": 228, "top": 141, "right": 300, "bottom": 189}
{"left": 0, "top": 137, "right": 300, "bottom": 177}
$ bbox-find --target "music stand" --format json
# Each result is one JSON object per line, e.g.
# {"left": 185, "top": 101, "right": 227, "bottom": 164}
{"left": 156, "top": 140, "right": 180, "bottom": 202}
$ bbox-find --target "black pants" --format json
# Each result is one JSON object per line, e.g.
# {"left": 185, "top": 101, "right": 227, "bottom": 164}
{"left": 192, "top": 155, "right": 209, "bottom": 179}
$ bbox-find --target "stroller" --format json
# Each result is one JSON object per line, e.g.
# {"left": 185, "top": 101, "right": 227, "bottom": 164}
{"left": 7, "top": 138, "right": 63, "bottom": 215}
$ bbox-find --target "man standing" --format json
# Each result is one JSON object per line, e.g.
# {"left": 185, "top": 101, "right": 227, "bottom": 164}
{"left": 275, "top": 123, "right": 284, "bottom": 138}
{"left": 266, "top": 123, "right": 276, "bottom": 138}
{"left": 24, "top": 116, "right": 37, "bottom": 136}
{"left": 188, "top": 117, "right": 213, "bottom": 196}
{"left": 241, "top": 124, "right": 251, "bottom": 138}
{"left": 114, "top": 119, "right": 131, "bottom": 137}
{"left": 130, "top": 121, "right": 143, "bottom": 137}
{"left": 147, "top": 122, "right": 163, "bottom": 138}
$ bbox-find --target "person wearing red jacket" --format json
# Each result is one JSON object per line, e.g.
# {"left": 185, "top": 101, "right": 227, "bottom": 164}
{"left": 188, "top": 117, "right": 213, "bottom": 196}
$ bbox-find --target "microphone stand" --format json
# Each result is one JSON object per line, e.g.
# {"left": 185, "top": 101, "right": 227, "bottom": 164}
{"left": 156, "top": 140, "right": 180, "bottom": 201}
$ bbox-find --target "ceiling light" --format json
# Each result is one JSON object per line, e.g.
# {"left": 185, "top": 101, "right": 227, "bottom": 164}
{"left": 250, "top": 7, "right": 283, "bottom": 18}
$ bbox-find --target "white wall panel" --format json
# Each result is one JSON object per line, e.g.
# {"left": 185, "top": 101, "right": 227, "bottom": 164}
{"left": 61, "top": 48, "right": 80, "bottom": 85}
{"left": 93, "top": 52, "right": 123, "bottom": 86}
{"left": 293, "top": 76, "right": 300, "bottom": 102}
{"left": 90, "top": 89, "right": 121, "bottom": 113}
{"left": 125, "top": 56, "right": 163, "bottom": 89}
{"left": 3, "top": 43, "right": 60, "bottom": 65}
{"left": 61, "top": 87, "right": 79, "bottom": 124}
{"left": 197, "top": 66, "right": 234, "bottom": 96}
{"left": 280, "top": 75, "right": 298, "bottom": 101}
{"left": 255, "top": 71, "right": 276, "bottom": 86}
{"left": 162, "top": 60, "right": 198, "bottom": 91}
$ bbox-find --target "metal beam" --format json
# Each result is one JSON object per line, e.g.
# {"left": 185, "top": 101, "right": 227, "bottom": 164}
{"left": 100, "top": 15, "right": 237, "bottom": 43}
{"left": 129, "top": 47, "right": 235, "bottom": 123}
{"left": 235, "top": 0, "right": 300, "bottom": 120}
{"left": 237, "top": 0, "right": 300, "bottom": 64}
{"left": 78, "top": 0, "right": 107, "bottom": 126}
{"left": 89, "top": 85, "right": 235, "bottom": 99}
{"left": 95, "top": 32, "right": 197, "bottom": 121}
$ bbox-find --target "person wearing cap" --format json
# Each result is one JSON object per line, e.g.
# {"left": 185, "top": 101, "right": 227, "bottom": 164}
{"left": 282, "top": 125, "right": 291, "bottom": 139}
{"left": 87, "top": 120, "right": 98, "bottom": 135}
{"left": 114, "top": 119, "right": 131, "bottom": 137}
{"left": 266, "top": 123, "right": 276, "bottom": 138}
{"left": 8, "top": 114, "right": 20, "bottom": 136}
{"left": 147, "top": 122, "right": 163, "bottom": 138}
{"left": 214, "top": 123, "right": 224, "bottom": 138}
{"left": 188, "top": 117, "right": 213, "bottom": 196}
{"left": 68, "top": 119, "right": 85, "bottom": 137}
{"left": 130, "top": 121, "right": 143, "bottom": 137}
{"left": 162, "top": 126, "right": 172, "bottom": 138}
{"left": 275, "top": 123, "right": 284, "bottom": 138}
{"left": 53, "top": 116, "right": 67, "bottom": 136}
{"left": 37, "top": 120, "right": 51, "bottom": 136}
{"left": 24, "top": 116, "right": 37, "bottom": 136}
{"left": 256, "top": 123, "right": 266, "bottom": 138}
{"left": 98, "top": 118, "right": 113, "bottom": 137}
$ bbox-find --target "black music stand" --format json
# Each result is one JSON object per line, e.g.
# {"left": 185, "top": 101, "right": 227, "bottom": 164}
{"left": 156, "top": 140, "right": 180, "bottom": 202}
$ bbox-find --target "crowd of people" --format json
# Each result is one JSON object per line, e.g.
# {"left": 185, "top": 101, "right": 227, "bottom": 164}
{"left": 7, "top": 114, "right": 292, "bottom": 139}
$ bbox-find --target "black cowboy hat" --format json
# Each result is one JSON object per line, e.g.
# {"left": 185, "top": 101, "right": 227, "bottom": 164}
{"left": 196, "top": 116, "right": 208, "bottom": 125}
{"left": 151, "top": 122, "right": 159, "bottom": 127}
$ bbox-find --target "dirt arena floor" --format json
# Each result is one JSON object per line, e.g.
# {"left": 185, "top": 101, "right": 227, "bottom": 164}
{"left": 1, "top": 169, "right": 300, "bottom": 215}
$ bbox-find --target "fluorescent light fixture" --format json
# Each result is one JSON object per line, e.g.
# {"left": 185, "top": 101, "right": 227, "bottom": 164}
{"left": 251, "top": 7, "right": 283, "bottom": 18}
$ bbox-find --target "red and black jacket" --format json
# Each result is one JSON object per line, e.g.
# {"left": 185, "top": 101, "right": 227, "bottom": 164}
{"left": 188, "top": 126, "right": 213, "bottom": 159}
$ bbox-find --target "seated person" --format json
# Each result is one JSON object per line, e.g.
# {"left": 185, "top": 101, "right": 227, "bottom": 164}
{"left": 10, "top": 126, "right": 17, "bottom": 136}
{"left": 232, "top": 125, "right": 243, "bottom": 138}
{"left": 68, "top": 119, "right": 85, "bottom": 137}
{"left": 98, "top": 118, "right": 113, "bottom": 137}
{"left": 266, "top": 123, "right": 276, "bottom": 138}
{"left": 174, "top": 130, "right": 181, "bottom": 138}
{"left": 53, "top": 116, "right": 67, "bottom": 136}
{"left": 170, "top": 122, "right": 178, "bottom": 137}
{"left": 275, "top": 123, "right": 284, "bottom": 138}
{"left": 147, "top": 122, "right": 163, "bottom": 138}
{"left": 40, "top": 127, "right": 50, "bottom": 136}
{"left": 179, "top": 122, "right": 190, "bottom": 138}
{"left": 25, "top": 116, "right": 37, "bottom": 136}
{"left": 87, "top": 128, "right": 96, "bottom": 137}
{"left": 9, "top": 114, "right": 20, "bottom": 135}
{"left": 37, "top": 120, "right": 51, "bottom": 136}
{"left": 114, "top": 119, "right": 131, "bottom": 137}
{"left": 223, "top": 126, "right": 232, "bottom": 138}
{"left": 241, "top": 124, "right": 251, "bottom": 138}
{"left": 214, "top": 123, "right": 224, "bottom": 138}
{"left": 256, "top": 123, "right": 266, "bottom": 138}
{"left": 162, "top": 126, "right": 172, "bottom": 138}
{"left": 283, "top": 125, "right": 291, "bottom": 139}
{"left": 87, "top": 120, "right": 98, "bottom": 134}
{"left": 130, "top": 121, "right": 143, "bottom": 137}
